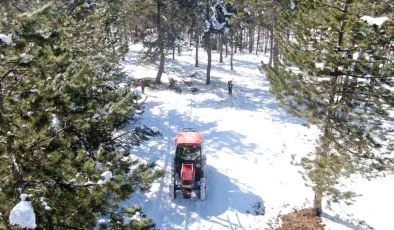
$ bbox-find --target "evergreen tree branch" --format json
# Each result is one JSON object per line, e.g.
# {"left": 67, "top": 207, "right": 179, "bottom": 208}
{"left": 28, "top": 121, "right": 83, "bottom": 150}
{"left": 322, "top": 4, "right": 346, "bottom": 12}
{"left": 59, "top": 181, "right": 97, "bottom": 188}
{"left": 0, "top": 66, "right": 16, "bottom": 83}
{"left": 5, "top": 71, "right": 28, "bottom": 98}
{"left": 55, "top": 223, "right": 84, "bottom": 230}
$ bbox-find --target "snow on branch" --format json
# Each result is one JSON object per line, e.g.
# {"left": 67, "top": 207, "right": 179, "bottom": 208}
{"left": 9, "top": 194, "right": 37, "bottom": 229}
{"left": 361, "top": 16, "right": 389, "bottom": 28}
{"left": 123, "top": 212, "right": 142, "bottom": 224}
{"left": 97, "top": 171, "right": 113, "bottom": 185}
{"left": 0, "top": 34, "right": 12, "bottom": 45}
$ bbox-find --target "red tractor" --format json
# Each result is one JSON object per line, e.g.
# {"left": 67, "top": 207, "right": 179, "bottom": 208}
{"left": 170, "top": 128, "right": 207, "bottom": 200}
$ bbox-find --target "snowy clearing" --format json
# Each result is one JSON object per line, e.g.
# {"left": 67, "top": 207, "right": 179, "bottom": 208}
{"left": 117, "top": 44, "right": 394, "bottom": 230}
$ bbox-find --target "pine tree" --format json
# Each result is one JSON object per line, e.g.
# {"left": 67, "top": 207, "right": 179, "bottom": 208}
{"left": 265, "top": 0, "right": 393, "bottom": 215}
{"left": 0, "top": 1, "right": 164, "bottom": 228}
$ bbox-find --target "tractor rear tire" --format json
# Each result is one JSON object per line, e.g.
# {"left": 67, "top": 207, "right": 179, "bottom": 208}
{"left": 169, "top": 158, "right": 176, "bottom": 200}
{"left": 200, "top": 155, "right": 207, "bottom": 201}
{"left": 200, "top": 178, "right": 206, "bottom": 200}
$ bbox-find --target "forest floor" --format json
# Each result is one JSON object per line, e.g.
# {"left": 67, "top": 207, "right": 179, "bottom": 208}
{"left": 112, "top": 43, "right": 393, "bottom": 230}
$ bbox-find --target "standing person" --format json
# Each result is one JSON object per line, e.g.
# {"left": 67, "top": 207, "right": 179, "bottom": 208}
{"left": 228, "top": 80, "right": 233, "bottom": 95}
{"left": 141, "top": 79, "right": 145, "bottom": 94}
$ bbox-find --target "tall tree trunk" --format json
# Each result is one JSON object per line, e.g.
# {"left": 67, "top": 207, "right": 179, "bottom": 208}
{"left": 219, "top": 33, "right": 223, "bottom": 63}
{"left": 190, "top": 30, "right": 193, "bottom": 47}
{"left": 239, "top": 29, "right": 243, "bottom": 52}
{"left": 272, "top": 10, "right": 279, "bottom": 68}
{"left": 313, "top": 3, "right": 349, "bottom": 216}
{"left": 264, "top": 28, "right": 269, "bottom": 53}
{"left": 195, "top": 33, "right": 199, "bottom": 67}
{"left": 256, "top": 25, "right": 261, "bottom": 55}
{"left": 230, "top": 34, "right": 234, "bottom": 70}
{"left": 205, "top": 0, "right": 212, "bottom": 84}
{"left": 249, "top": 24, "right": 254, "bottom": 53}
{"left": 234, "top": 31, "right": 237, "bottom": 54}
{"left": 225, "top": 35, "right": 228, "bottom": 57}
{"left": 313, "top": 190, "right": 323, "bottom": 216}
{"left": 206, "top": 36, "right": 212, "bottom": 84}
{"left": 172, "top": 43, "right": 175, "bottom": 60}
{"left": 268, "top": 25, "right": 274, "bottom": 67}
{"left": 155, "top": 0, "right": 164, "bottom": 84}
{"left": 242, "top": 28, "right": 249, "bottom": 49}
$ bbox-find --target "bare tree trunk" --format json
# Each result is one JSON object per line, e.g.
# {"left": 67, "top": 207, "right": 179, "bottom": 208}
{"left": 264, "top": 28, "right": 269, "bottom": 53}
{"left": 249, "top": 24, "right": 254, "bottom": 53}
{"left": 195, "top": 33, "right": 199, "bottom": 67}
{"left": 244, "top": 28, "right": 247, "bottom": 51}
{"left": 256, "top": 25, "right": 261, "bottom": 55}
{"left": 172, "top": 44, "right": 175, "bottom": 60}
{"left": 230, "top": 34, "right": 234, "bottom": 70}
{"left": 219, "top": 33, "right": 223, "bottom": 63}
{"left": 206, "top": 0, "right": 212, "bottom": 84}
{"left": 155, "top": 0, "right": 165, "bottom": 84}
{"left": 273, "top": 42, "right": 279, "bottom": 68}
{"left": 268, "top": 25, "right": 273, "bottom": 67}
{"left": 225, "top": 35, "right": 228, "bottom": 57}
{"left": 272, "top": 10, "right": 279, "bottom": 68}
{"left": 313, "top": 191, "right": 323, "bottom": 216}
{"left": 206, "top": 36, "right": 212, "bottom": 84}
{"left": 234, "top": 31, "right": 237, "bottom": 54}
{"left": 239, "top": 29, "right": 243, "bottom": 52}
{"left": 190, "top": 31, "right": 193, "bottom": 47}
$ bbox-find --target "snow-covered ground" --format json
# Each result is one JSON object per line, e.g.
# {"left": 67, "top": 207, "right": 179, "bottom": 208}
{"left": 116, "top": 44, "right": 394, "bottom": 230}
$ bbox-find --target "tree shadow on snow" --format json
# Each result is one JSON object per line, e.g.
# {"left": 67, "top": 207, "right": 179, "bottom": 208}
{"left": 162, "top": 57, "right": 305, "bottom": 126}
{"left": 161, "top": 165, "right": 265, "bottom": 230}
{"left": 321, "top": 212, "right": 370, "bottom": 230}
{"left": 125, "top": 105, "right": 261, "bottom": 162}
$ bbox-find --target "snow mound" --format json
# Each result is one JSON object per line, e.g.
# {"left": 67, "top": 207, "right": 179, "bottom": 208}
{"left": 97, "top": 171, "right": 113, "bottom": 185}
{"left": 9, "top": 194, "right": 36, "bottom": 229}
{"left": 361, "top": 16, "right": 389, "bottom": 28}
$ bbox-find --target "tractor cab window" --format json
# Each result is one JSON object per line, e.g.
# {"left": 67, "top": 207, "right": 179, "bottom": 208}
{"left": 181, "top": 146, "right": 200, "bottom": 159}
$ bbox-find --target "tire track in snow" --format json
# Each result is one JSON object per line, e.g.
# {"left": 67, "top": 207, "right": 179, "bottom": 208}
{"left": 183, "top": 92, "right": 195, "bottom": 230}
{"left": 183, "top": 92, "right": 209, "bottom": 230}
{"left": 152, "top": 94, "right": 181, "bottom": 228}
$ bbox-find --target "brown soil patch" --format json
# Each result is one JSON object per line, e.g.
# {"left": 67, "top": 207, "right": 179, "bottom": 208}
{"left": 267, "top": 208, "right": 325, "bottom": 230}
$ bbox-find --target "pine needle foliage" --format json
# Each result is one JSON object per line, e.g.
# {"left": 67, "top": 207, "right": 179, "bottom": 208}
{"left": 0, "top": 1, "right": 164, "bottom": 228}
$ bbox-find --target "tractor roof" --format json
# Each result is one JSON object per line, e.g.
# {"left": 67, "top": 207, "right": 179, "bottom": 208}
{"left": 175, "top": 131, "right": 203, "bottom": 146}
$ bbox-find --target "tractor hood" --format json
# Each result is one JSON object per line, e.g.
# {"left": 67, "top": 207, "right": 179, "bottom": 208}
{"left": 175, "top": 132, "right": 203, "bottom": 146}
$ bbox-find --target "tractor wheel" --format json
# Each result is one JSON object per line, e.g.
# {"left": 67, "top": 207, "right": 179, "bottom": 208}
{"left": 200, "top": 155, "right": 207, "bottom": 201}
{"left": 169, "top": 158, "right": 176, "bottom": 200}
{"left": 201, "top": 154, "right": 207, "bottom": 177}
{"left": 199, "top": 178, "right": 206, "bottom": 200}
